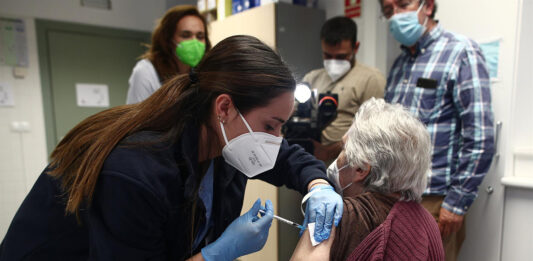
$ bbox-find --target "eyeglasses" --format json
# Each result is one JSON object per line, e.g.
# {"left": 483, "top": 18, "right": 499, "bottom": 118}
{"left": 381, "top": 0, "right": 421, "bottom": 19}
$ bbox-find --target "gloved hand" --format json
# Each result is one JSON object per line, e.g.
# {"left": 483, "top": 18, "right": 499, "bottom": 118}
{"left": 301, "top": 184, "right": 343, "bottom": 243}
{"left": 201, "top": 198, "right": 274, "bottom": 261}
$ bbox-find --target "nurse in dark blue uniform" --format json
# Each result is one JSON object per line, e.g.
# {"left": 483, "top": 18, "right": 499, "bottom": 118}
{"left": 0, "top": 35, "right": 343, "bottom": 261}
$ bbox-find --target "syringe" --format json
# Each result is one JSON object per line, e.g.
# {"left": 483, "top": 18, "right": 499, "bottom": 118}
{"left": 259, "top": 209, "right": 305, "bottom": 230}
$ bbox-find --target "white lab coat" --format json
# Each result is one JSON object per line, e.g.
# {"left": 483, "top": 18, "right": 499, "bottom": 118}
{"left": 126, "top": 59, "right": 161, "bottom": 104}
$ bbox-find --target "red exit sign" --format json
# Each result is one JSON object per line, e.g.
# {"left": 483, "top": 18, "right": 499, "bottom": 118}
{"left": 345, "top": 0, "right": 362, "bottom": 18}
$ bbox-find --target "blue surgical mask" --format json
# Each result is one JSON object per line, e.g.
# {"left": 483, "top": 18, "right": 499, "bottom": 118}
{"left": 389, "top": 2, "right": 427, "bottom": 47}
{"left": 479, "top": 39, "right": 501, "bottom": 79}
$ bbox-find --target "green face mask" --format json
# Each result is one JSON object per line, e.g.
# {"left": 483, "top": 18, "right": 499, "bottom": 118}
{"left": 175, "top": 39, "right": 206, "bottom": 67}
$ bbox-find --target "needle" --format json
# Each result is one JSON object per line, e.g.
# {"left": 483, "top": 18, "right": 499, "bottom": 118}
{"left": 259, "top": 209, "right": 305, "bottom": 230}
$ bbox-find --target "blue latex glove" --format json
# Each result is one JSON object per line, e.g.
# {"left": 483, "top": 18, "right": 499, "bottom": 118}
{"left": 201, "top": 198, "right": 274, "bottom": 261}
{"left": 301, "top": 184, "right": 343, "bottom": 243}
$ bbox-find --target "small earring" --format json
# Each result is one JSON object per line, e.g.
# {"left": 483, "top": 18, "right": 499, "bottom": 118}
{"left": 218, "top": 115, "right": 226, "bottom": 124}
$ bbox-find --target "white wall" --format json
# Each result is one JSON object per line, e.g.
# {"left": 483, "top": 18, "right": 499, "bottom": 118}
{"left": 0, "top": 0, "right": 167, "bottom": 239}
{"left": 509, "top": 0, "right": 533, "bottom": 178}
{"left": 500, "top": 0, "right": 533, "bottom": 259}
{"left": 438, "top": 1, "right": 522, "bottom": 260}
{"left": 0, "top": 16, "right": 48, "bottom": 239}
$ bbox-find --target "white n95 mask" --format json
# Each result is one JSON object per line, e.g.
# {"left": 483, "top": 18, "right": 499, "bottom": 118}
{"left": 220, "top": 112, "right": 283, "bottom": 178}
{"left": 324, "top": 59, "right": 351, "bottom": 82}
{"left": 327, "top": 159, "right": 352, "bottom": 194}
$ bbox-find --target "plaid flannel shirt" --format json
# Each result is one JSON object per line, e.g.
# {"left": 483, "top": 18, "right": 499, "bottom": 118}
{"left": 385, "top": 24, "right": 495, "bottom": 215}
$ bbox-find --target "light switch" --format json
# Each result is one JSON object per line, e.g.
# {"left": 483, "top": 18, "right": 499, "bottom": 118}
{"left": 10, "top": 121, "right": 31, "bottom": 132}
{"left": 20, "top": 121, "right": 30, "bottom": 132}
{"left": 11, "top": 121, "right": 21, "bottom": 132}
{"left": 13, "top": 67, "right": 27, "bottom": 79}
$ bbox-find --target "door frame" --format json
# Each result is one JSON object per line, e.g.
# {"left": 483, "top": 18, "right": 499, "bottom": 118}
{"left": 36, "top": 19, "right": 150, "bottom": 156}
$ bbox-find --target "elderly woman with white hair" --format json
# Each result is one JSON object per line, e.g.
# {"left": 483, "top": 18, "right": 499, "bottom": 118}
{"left": 291, "top": 98, "right": 444, "bottom": 261}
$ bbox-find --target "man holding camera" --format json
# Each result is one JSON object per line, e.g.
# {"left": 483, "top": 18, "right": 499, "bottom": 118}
{"left": 302, "top": 16, "right": 386, "bottom": 164}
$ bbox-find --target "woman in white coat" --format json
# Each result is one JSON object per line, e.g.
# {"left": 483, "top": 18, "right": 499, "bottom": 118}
{"left": 126, "top": 5, "right": 211, "bottom": 104}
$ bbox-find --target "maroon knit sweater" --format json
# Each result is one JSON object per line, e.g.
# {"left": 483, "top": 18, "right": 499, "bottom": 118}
{"left": 346, "top": 201, "right": 444, "bottom": 261}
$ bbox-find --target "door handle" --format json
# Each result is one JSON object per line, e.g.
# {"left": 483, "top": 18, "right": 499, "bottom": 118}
{"left": 494, "top": 121, "right": 502, "bottom": 161}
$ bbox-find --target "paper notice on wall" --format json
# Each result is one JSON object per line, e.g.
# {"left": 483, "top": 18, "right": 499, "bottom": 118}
{"left": 0, "top": 82, "right": 15, "bottom": 107}
{"left": 76, "top": 83, "right": 109, "bottom": 108}
{"left": 0, "top": 18, "right": 28, "bottom": 67}
{"left": 479, "top": 38, "right": 502, "bottom": 82}
{"left": 197, "top": 0, "right": 206, "bottom": 11}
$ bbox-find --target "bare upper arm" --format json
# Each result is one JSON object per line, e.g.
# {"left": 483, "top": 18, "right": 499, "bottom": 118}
{"left": 290, "top": 227, "right": 336, "bottom": 261}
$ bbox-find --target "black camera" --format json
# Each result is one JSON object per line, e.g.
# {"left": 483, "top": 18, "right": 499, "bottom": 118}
{"left": 282, "top": 83, "right": 338, "bottom": 154}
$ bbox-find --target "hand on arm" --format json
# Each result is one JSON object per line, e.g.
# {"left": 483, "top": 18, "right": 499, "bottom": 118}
{"left": 301, "top": 182, "right": 343, "bottom": 244}
{"left": 256, "top": 140, "right": 342, "bottom": 244}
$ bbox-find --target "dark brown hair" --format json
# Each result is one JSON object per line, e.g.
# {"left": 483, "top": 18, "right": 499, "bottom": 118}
{"left": 321, "top": 16, "right": 358, "bottom": 48}
{"left": 378, "top": 0, "right": 437, "bottom": 19}
{"left": 142, "top": 5, "right": 212, "bottom": 83}
{"left": 49, "top": 35, "right": 295, "bottom": 215}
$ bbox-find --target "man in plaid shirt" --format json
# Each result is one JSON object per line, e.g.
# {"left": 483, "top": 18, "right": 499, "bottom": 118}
{"left": 378, "top": 0, "right": 495, "bottom": 260}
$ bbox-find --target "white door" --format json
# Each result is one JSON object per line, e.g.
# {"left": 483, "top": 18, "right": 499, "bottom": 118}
{"left": 437, "top": 1, "right": 522, "bottom": 260}
{"left": 500, "top": 0, "right": 533, "bottom": 259}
